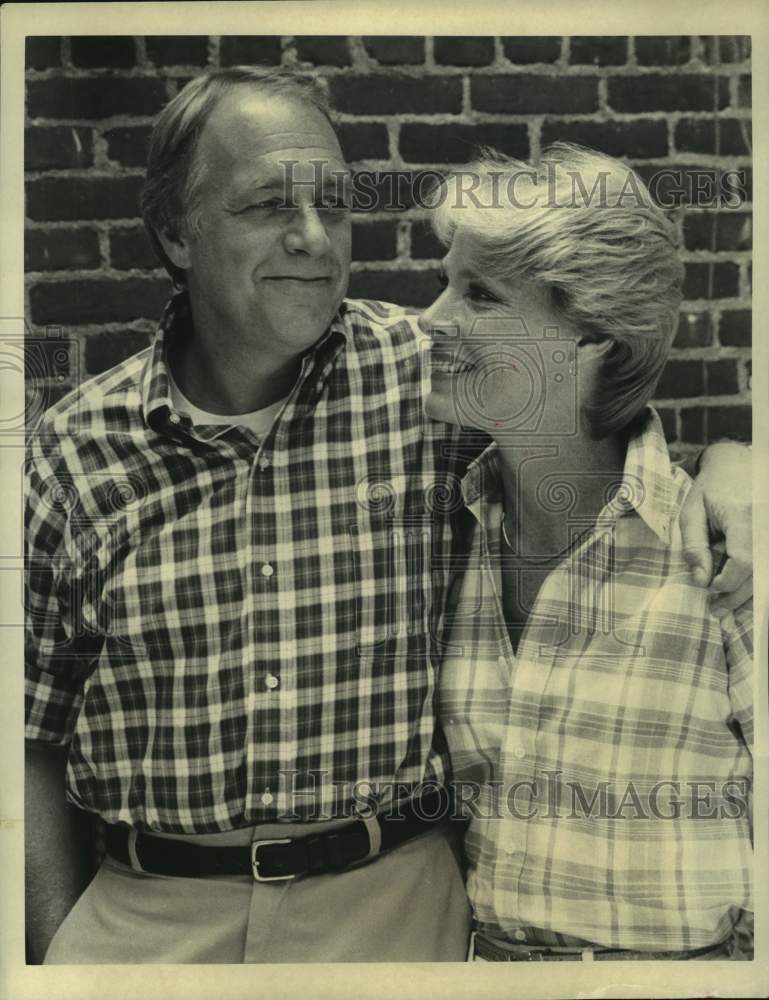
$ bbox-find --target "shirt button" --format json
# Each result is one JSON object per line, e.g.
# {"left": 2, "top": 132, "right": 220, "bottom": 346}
{"left": 497, "top": 655, "right": 508, "bottom": 668}
{"left": 514, "top": 929, "right": 526, "bottom": 942}
{"left": 261, "top": 791, "right": 274, "bottom": 806}
{"left": 258, "top": 456, "right": 271, "bottom": 471}
{"left": 514, "top": 746, "right": 526, "bottom": 760}
{"left": 505, "top": 842, "right": 518, "bottom": 856}
{"left": 169, "top": 413, "right": 181, "bottom": 425}
{"left": 264, "top": 673, "right": 279, "bottom": 691}
{"left": 260, "top": 563, "right": 274, "bottom": 578}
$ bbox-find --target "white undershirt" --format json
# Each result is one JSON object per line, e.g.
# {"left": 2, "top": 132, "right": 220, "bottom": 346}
{"left": 168, "top": 369, "right": 287, "bottom": 439}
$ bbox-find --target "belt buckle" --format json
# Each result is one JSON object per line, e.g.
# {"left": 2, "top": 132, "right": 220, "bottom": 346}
{"left": 250, "top": 838, "right": 294, "bottom": 882}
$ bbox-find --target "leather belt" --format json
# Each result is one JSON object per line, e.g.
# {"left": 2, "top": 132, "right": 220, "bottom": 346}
{"left": 105, "top": 788, "right": 456, "bottom": 882}
{"left": 473, "top": 932, "right": 728, "bottom": 963}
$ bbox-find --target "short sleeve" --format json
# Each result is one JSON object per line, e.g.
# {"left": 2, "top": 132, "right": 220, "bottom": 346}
{"left": 24, "top": 438, "right": 95, "bottom": 744}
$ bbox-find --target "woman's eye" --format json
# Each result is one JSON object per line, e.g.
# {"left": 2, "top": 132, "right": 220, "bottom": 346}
{"left": 467, "top": 283, "right": 499, "bottom": 303}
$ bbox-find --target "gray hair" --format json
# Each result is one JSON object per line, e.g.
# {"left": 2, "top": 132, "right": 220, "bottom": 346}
{"left": 141, "top": 66, "right": 335, "bottom": 285}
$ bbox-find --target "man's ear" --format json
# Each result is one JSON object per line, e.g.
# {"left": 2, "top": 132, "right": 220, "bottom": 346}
{"left": 155, "top": 226, "right": 193, "bottom": 272}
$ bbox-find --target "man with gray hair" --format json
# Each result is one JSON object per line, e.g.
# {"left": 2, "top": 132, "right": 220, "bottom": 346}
{"left": 24, "top": 66, "right": 752, "bottom": 964}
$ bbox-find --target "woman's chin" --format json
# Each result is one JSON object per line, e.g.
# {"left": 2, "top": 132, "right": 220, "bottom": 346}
{"left": 423, "top": 389, "right": 460, "bottom": 426}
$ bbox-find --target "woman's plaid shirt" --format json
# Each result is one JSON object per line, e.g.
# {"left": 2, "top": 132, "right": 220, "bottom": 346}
{"left": 440, "top": 409, "right": 753, "bottom": 951}
{"left": 25, "top": 294, "right": 463, "bottom": 833}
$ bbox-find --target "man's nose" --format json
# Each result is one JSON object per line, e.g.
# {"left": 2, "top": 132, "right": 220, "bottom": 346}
{"left": 284, "top": 206, "right": 332, "bottom": 256}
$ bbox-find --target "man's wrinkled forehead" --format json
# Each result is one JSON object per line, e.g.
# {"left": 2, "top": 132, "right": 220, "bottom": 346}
{"left": 199, "top": 89, "right": 345, "bottom": 165}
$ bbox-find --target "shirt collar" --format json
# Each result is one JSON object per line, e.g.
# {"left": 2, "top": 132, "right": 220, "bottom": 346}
{"left": 460, "top": 407, "right": 675, "bottom": 546}
{"left": 141, "top": 291, "right": 349, "bottom": 439}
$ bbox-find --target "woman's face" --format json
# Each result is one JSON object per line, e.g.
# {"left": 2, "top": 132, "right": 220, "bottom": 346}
{"left": 418, "top": 229, "right": 588, "bottom": 439}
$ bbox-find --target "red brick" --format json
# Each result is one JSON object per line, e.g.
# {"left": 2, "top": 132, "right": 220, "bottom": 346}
{"left": 540, "top": 119, "right": 667, "bottom": 158}
{"left": 27, "top": 175, "right": 143, "bottom": 222}
{"left": 738, "top": 75, "right": 751, "bottom": 109}
{"left": 219, "top": 36, "right": 283, "bottom": 66}
{"left": 84, "top": 329, "right": 153, "bottom": 375}
{"left": 701, "top": 36, "right": 751, "bottom": 65}
{"left": 29, "top": 276, "right": 172, "bottom": 325}
{"left": 410, "top": 221, "right": 445, "bottom": 260}
{"left": 680, "top": 406, "right": 705, "bottom": 443}
{"left": 608, "top": 74, "right": 728, "bottom": 113}
{"left": 25, "top": 37, "right": 62, "bottom": 69}
{"left": 633, "top": 36, "right": 689, "bottom": 65}
{"left": 25, "top": 227, "right": 101, "bottom": 271}
{"left": 501, "top": 37, "right": 560, "bottom": 64}
{"left": 707, "top": 405, "right": 751, "bottom": 441}
{"left": 434, "top": 37, "right": 495, "bottom": 66}
{"left": 718, "top": 309, "right": 750, "bottom": 347}
{"left": 656, "top": 360, "right": 704, "bottom": 398}
{"left": 104, "top": 126, "right": 152, "bottom": 167}
{"left": 25, "top": 126, "right": 93, "bottom": 170}
{"left": 705, "top": 360, "right": 739, "bottom": 395}
{"left": 472, "top": 75, "right": 598, "bottom": 114}
{"left": 674, "top": 311, "right": 713, "bottom": 348}
{"left": 363, "top": 37, "right": 424, "bottom": 65}
{"left": 145, "top": 36, "right": 209, "bottom": 67}
{"left": 295, "top": 36, "right": 351, "bottom": 67}
{"left": 400, "top": 122, "right": 528, "bottom": 164}
{"left": 348, "top": 268, "right": 442, "bottom": 308}
{"left": 351, "top": 220, "right": 398, "bottom": 261}
{"left": 682, "top": 211, "right": 751, "bottom": 251}
{"left": 70, "top": 36, "right": 136, "bottom": 68}
{"left": 569, "top": 36, "right": 627, "bottom": 66}
{"left": 336, "top": 122, "right": 389, "bottom": 162}
{"left": 675, "top": 118, "right": 751, "bottom": 156}
{"left": 27, "top": 76, "right": 167, "bottom": 119}
{"left": 682, "top": 262, "right": 739, "bottom": 300}
{"left": 109, "top": 228, "right": 161, "bottom": 270}
{"left": 330, "top": 75, "right": 462, "bottom": 115}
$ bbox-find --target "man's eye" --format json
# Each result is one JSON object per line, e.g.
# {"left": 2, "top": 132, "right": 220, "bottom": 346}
{"left": 244, "top": 198, "right": 286, "bottom": 211}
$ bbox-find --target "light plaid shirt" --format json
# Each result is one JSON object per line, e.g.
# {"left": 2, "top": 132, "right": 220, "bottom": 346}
{"left": 25, "top": 293, "right": 463, "bottom": 833}
{"left": 440, "top": 409, "right": 753, "bottom": 951}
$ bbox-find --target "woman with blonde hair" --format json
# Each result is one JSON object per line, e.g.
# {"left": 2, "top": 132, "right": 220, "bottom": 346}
{"left": 420, "top": 144, "right": 753, "bottom": 962}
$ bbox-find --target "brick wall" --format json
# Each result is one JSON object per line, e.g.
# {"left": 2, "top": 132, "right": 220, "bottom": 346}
{"left": 24, "top": 35, "right": 752, "bottom": 450}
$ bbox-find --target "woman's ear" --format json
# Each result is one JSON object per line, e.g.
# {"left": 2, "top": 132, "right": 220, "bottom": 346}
{"left": 577, "top": 335, "right": 614, "bottom": 359}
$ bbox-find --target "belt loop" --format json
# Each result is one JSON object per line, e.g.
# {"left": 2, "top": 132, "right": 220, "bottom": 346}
{"left": 581, "top": 947, "right": 594, "bottom": 962}
{"left": 361, "top": 813, "right": 382, "bottom": 860}
{"left": 127, "top": 829, "right": 145, "bottom": 872}
{"left": 467, "top": 930, "right": 477, "bottom": 962}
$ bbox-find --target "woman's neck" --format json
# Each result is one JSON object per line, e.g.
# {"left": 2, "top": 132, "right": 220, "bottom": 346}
{"left": 495, "top": 428, "right": 627, "bottom": 558}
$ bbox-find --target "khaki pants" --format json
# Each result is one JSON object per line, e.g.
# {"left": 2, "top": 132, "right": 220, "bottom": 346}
{"left": 44, "top": 823, "right": 471, "bottom": 964}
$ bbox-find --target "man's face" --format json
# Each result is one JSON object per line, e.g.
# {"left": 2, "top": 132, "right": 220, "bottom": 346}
{"left": 165, "top": 88, "right": 352, "bottom": 361}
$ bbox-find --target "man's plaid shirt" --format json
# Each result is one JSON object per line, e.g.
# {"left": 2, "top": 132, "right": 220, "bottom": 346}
{"left": 440, "top": 409, "right": 753, "bottom": 951}
{"left": 25, "top": 294, "right": 463, "bottom": 833}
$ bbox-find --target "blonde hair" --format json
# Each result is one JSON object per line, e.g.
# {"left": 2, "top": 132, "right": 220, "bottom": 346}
{"left": 430, "top": 143, "right": 684, "bottom": 437}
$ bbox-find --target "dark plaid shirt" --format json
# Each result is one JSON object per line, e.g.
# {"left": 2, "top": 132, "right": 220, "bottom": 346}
{"left": 25, "top": 294, "right": 465, "bottom": 833}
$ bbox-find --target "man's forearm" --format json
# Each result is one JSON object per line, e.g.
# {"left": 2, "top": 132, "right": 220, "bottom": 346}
{"left": 25, "top": 741, "right": 96, "bottom": 964}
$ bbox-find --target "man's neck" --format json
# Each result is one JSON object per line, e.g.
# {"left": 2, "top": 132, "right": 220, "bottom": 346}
{"left": 170, "top": 335, "right": 302, "bottom": 415}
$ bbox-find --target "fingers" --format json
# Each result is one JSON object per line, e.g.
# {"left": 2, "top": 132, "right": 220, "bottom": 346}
{"left": 710, "top": 579, "right": 753, "bottom": 618}
{"left": 710, "top": 555, "right": 752, "bottom": 596}
{"left": 680, "top": 484, "right": 713, "bottom": 587}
